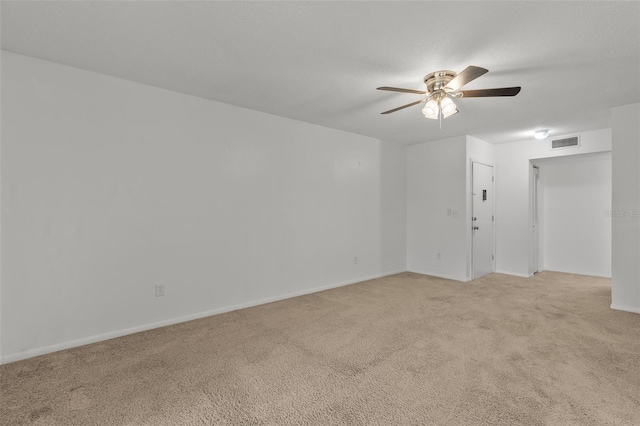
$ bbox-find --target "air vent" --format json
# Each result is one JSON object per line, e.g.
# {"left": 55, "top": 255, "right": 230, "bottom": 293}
{"left": 551, "top": 136, "right": 580, "bottom": 150}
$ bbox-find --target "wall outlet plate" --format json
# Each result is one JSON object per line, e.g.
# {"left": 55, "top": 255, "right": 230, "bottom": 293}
{"left": 155, "top": 284, "right": 165, "bottom": 297}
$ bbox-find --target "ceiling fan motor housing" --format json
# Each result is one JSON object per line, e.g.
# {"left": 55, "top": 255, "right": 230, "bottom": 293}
{"left": 424, "top": 70, "right": 457, "bottom": 94}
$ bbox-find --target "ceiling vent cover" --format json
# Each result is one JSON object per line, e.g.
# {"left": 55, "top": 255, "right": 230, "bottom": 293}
{"left": 551, "top": 135, "right": 580, "bottom": 150}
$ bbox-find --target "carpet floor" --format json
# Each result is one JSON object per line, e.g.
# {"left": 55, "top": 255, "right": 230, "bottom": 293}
{"left": 1, "top": 271, "right": 639, "bottom": 425}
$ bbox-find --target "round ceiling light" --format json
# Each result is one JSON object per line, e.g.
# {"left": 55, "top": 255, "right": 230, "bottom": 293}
{"left": 534, "top": 129, "right": 550, "bottom": 140}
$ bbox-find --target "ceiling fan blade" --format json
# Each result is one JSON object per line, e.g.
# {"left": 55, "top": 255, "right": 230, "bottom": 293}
{"left": 457, "top": 87, "right": 521, "bottom": 98}
{"left": 381, "top": 99, "right": 426, "bottom": 114}
{"left": 445, "top": 66, "right": 488, "bottom": 91}
{"left": 377, "top": 86, "right": 426, "bottom": 95}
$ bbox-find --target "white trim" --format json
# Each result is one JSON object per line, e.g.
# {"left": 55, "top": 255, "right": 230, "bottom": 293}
{"left": 538, "top": 269, "right": 611, "bottom": 279}
{"left": 0, "top": 270, "right": 405, "bottom": 365}
{"left": 470, "top": 160, "right": 494, "bottom": 168}
{"left": 560, "top": 272, "right": 612, "bottom": 279}
{"left": 407, "top": 269, "right": 470, "bottom": 282}
{"left": 497, "top": 269, "right": 611, "bottom": 279}
{"left": 380, "top": 269, "right": 407, "bottom": 277}
{"left": 530, "top": 162, "right": 540, "bottom": 275}
{"left": 610, "top": 304, "right": 640, "bottom": 314}
{"left": 587, "top": 273, "right": 613, "bottom": 279}
{"left": 494, "top": 270, "right": 534, "bottom": 278}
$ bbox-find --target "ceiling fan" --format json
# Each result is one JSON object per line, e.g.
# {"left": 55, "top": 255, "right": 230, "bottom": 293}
{"left": 377, "top": 66, "right": 521, "bottom": 121}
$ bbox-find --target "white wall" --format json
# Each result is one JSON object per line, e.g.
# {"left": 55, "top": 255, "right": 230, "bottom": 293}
{"left": 534, "top": 153, "right": 611, "bottom": 277}
{"left": 611, "top": 103, "right": 640, "bottom": 314}
{"left": 0, "top": 50, "right": 3, "bottom": 360}
{"left": 0, "top": 52, "right": 407, "bottom": 363}
{"left": 406, "top": 135, "right": 496, "bottom": 282}
{"left": 494, "top": 129, "right": 612, "bottom": 277}
{"left": 381, "top": 140, "right": 407, "bottom": 273}
{"left": 406, "top": 136, "right": 467, "bottom": 281}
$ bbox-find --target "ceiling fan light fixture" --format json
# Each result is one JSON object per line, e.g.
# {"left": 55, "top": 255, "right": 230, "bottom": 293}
{"left": 534, "top": 129, "right": 550, "bottom": 140}
{"left": 440, "top": 97, "right": 457, "bottom": 117}
{"left": 442, "top": 106, "right": 459, "bottom": 118}
{"left": 422, "top": 99, "right": 439, "bottom": 119}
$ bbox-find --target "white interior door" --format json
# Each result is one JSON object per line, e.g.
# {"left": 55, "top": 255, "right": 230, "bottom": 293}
{"left": 472, "top": 162, "right": 495, "bottom": 279}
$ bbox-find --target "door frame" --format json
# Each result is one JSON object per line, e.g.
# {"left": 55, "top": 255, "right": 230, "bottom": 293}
{"left": 530, "top": 163, "right": 540, "bottom": 274}
{"left": 471, "top": 161, "right": 496, "bottom": 279}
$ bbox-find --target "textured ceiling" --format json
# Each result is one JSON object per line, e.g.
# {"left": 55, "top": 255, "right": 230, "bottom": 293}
{"left": 2, "top": 1, "right": 639, "bottom": 144}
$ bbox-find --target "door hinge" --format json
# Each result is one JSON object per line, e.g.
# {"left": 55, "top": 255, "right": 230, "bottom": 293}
{"left": 492, "top": 176, "right": 494, "bottom": 182}
{"left": 492, "top": 215, "right": 494, "bottom": 221}
{"left": 492, "top": 254, "right": 494, "bottom": 260}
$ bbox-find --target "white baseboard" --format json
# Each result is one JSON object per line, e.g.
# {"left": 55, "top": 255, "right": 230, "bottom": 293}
{"left": 380, "top": 269, "right": 407, "bottom": 277}
{"left": 410, "top": 269, "right": 534, "bottom": 281}
{"left": 406, "top": 269, "right": 469, "bottom": 282}
{"left": 587, "top": 273, "right": 613, "bottom": 279}
{"left": 0, "top": 270, "right": 406, "bottom": 365}
{"left": 610, "top": 303, "right": 640, "bottom": 314}
{"left": 494, "top": 270, "right": 534, "bottom": 278}
{"left": 539, "top": 268, "right": 612, "bottom": 279}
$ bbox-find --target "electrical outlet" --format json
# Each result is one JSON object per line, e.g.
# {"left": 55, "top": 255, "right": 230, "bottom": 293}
{"left": 155, "top": 284, "right": 165, "bottom": 297}
{"left": 354, "top": 256, "right": 358, "bottom": 264}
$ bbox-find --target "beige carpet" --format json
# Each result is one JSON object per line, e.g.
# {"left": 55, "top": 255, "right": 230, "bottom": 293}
{"left": 1, "top": 272, "right": 639, "bottom": 425}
